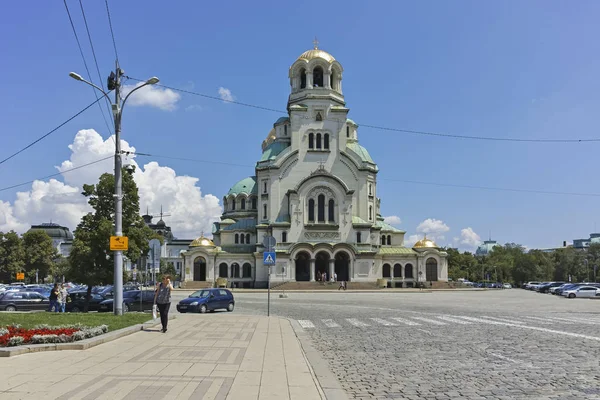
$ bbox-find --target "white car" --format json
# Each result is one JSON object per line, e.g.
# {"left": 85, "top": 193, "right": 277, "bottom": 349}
{"left": 502, "top": 283, "right": 512, "bottom": 289}
{"left": 563, "top": 286, "right": 599, "bottom": 298}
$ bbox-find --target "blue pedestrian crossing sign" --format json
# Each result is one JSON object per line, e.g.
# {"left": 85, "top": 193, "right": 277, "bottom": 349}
{"left": 263, "top": 252, "right": 276, "bottom": 265}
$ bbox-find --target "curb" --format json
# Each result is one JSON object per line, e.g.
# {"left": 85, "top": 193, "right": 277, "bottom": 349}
{"left": 0, "top": 315, "right": 173, "bottom": 357}
{"left": 288, "top": 318, "right": 349, "bottom": 400}
{"left": 174, "top": 288, "right": 487, "bottom": 294}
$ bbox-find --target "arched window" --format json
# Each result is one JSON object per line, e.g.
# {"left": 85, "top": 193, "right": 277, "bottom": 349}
{"left": 317, "top": 194, "right": 325, "bottom": 222}
{"left": 369, "top": 184, "right": 372, "bottom": 195}
{"left": 282, "top": 231, "right": 287, "bottom": 242}
{"left": 242, "top": 263, "right": 252, "bottom": 278}
{"left": 394, "top": 263, "right": 402, "bottom": 278}
{"left": 300, "top": 68, "right": 306, "bottom": 89}
{"left": 369, "top": 205, "right": 373, "bottom": 220}
{"left": 383, "top": 264, "right": 391, "bottom": 278}
{"left": 356, "top": 232, "right": 362, "bottom": 243}
{"left": 330, "top": 73, "right": 333, "bottom": 89}
{"left": 240, "top": 234, "right": 245, "bottom": 244}
{"left": 263, "top": 204, "right": 267, "bottom": 219}
{"left": 313, "top": 66, "right": 324, "bottom": 87}
{"left": 223, "top": 199, "right": 228, "bottom": 210}
{"left": 324, "top": 134, "right": 329, "bottom": 149}
{"left": 405, "top": 264, "right": 414, "bottom": 278}
{"left": 381, "top": 236, "right": 386, "bottom": 245}
{"left": 284, "top": 125, "right": 287, "bottom": 136}
{"left": 219, "top": 263, "right": 228, "bottom": 278}
{"left": 234, "top": 234, "right": 239, "bottom": 244}
{"left": 231, "top": 199, "right": 236, "bottom": 211}
{"left": 246, "top": 234, "right": 250, "bottom": 243}
{"left": 387, "top": 235, "right": 391, "bottom": 245}
{"left": 346, "top": 126, "right": 350, "bottom": 138}
{"left": 251, "top": 197, "right": 257, "bottom": 209}
{"left": 308, "top": 133, "right": 314, "bottom": 149}
{"left": 328, "top": 199, "right": 335, "bottom": 222}
{"left": 241, "top": 198, "right": 246, "bottom": 210}
{"left": 232, "top": 263, "right": 240, "bottom": 278}
{"left": 316, "top": 133, "right": 322, "bottom": 149}
{"left": 308, "top": 199, "right": 315, "bottom": 222}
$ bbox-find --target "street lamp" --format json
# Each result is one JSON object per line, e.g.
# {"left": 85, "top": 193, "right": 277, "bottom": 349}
{"left": 70, "top": 68, "right": 159, "bottom": 315}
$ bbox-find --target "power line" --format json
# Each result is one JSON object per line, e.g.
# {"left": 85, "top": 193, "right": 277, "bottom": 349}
{"left": 0, "top": 96, "right": 105, "bottom": 166}
{"left": 127, "top": 77, "right": 600, "bottom": 144}
{"left": 0, "top": 155, "right": 113, "bottom": 193}
{"left": 63, "top": 0, "right": 112, "bottom": 135}
{"left": 104, "top": 0, "right": 120, "bottom": 62}
{"left": 78, "top": 0, "right": 114, "bottom": 130}
{"left": 127, "top": 150, "right": 600, "bottom": 198}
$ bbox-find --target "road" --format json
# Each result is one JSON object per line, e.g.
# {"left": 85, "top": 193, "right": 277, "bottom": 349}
{"left": 171, "top": 289, "right": 600, "bottom": 399}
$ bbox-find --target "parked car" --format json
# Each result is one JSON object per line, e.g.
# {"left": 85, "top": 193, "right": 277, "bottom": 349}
{"left": 563, "top": 285, "right": 599, "bottom": 299}
{"left": 537, "top": 282, "right": 565, "bottom": 294}
{"left": 65, "top": 291, "right": 106, "bottom": 312}
{"left": 502, "top": 283, "right": 512, "bottom": 289}
{"left": 523, "top": 281, "right": 541, "bottom": 289}
{"left": 176, "top": 288, "right": 235, "bottom": 313}
{"left": 98, "top": 290, "right": 155, "bottom": 312}
{"left": 0, "top": 291, "right": 49, "bottom": 311}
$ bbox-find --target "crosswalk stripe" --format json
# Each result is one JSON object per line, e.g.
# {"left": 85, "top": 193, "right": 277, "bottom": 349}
{"left": 298, "top": 320, "right": 315, "bottom": 329}
{"left": 436, "top": 316, "right": 472, "bottom": 325}
{"left": 482, "top": 316, "right": 526, "bottom": 324}
{"left": 322, "top": 319, "right": 341, "bottom": 328}
{"left": 541, "top": 316, "right": 600, "bottom": 325}
{"left": 389, "top": 317, "right": 421, "bottom": 326}
{"left": 454, "top": 316, "right": 504, "bottom": 325}
{"left": 346, "top": 318, "right": 370, "bottom": 327}
{"left": 370, "top": 318, "right": 397, "bottom": 326}
{"left": 410, "top": 316, "right": 447, "bottom": 325}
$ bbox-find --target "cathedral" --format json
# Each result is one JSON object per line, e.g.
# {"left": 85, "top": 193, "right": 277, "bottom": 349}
{"left": 181, "top": 44, "right": 448, "bottom": 288}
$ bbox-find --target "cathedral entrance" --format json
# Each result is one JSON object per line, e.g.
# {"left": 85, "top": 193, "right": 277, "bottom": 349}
{"left": 315, "top": 251, "right": 330, "bottom": 280}
{"left": 295, "top": 252, "right": 310, "bottom": 281}
{"left": 426, "top": 258, "right": 438, "bottom": 282}
{"left": 334, "top": 252, "right": 350, "bottom": 282}
{"left": 193, "top": 256, "right": 206, "bottom": 281}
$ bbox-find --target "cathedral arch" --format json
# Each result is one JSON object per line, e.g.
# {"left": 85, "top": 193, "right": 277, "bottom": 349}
{"left": 308, "top": 198, "right": 315, "bottom": 222}
{"left": 334, "top": 251, "right": 351, "bottom": 282}
{"left": 405, "top": 263, "right": 414, "bottom": 278}
{"left": 193, "top": 256, "right": 207, "bottom": 281}
{"left": 313, "top": 66, "right": 324, "bottom": 87}
{"left": 383, "top": 263, "right": 391, "bottom": 278}
{"left": 317, "top": 194, "right": 325, "bottom": 222}
{"left": 234, "top": 234, "right": 239, "bottom": 244}
{"left": 308, "top": 133, "right": 314, "bottom": 149}
{"left": 315, "top": 251, "right": 330, "bottom": 280}
{"left": 316, "top": 133, "right": 322, "bottom": 149}
{"left": 231, "top": 263, "right": 240, "bottom": 278}
{"left": 240, "top": 197, "right": 246, "bottom": 210}
{"left": 242, "top": 262, "right": 252, "bottom": 278}
{"left": 295, "top": 251, "right": 310, "bottom": 282}
{"left": 300, "top": 67, "right": 307, "bottom": 89}
{"left": 394, "top": 263, "right": 402, "bottom": 278}
{"left": 387, "top": 235, "right": 391, "bottom": 245}
{"left": 246, "top": 234, "right": 251, "bottom": 243}
{"left": 324, "top": 133, "right": 329, "bottom": 149}
{"left": 240, "top": 234, "right": 245, "bottom": 244}
{"left": 219, "top": 263, "right": 228, "bottom": 278}
{"left": 426, "top": 258, "right": 438, "bottom": 282}
{"left": 328, "top": 199, "right": 335, "bottom": 222}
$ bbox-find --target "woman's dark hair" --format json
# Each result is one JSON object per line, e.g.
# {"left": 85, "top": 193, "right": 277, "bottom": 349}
{"left": 162, "top": 274, "right": 171, "bottom": 280}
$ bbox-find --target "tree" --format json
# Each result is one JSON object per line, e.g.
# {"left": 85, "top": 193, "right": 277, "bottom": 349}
{"left": 160, "top": 259, "right": 177, "bottom": 278}
{"left": 22, "top": 230, "right": 57, "bottom": 283}
{"left": 51, "top": 257, "right": 71, "bottom": 283}
{"left": 0, "top": 231, "right": 25, "bottom": 283}
{"left": 69, "top": 167, "right": 158, "bottom": 311}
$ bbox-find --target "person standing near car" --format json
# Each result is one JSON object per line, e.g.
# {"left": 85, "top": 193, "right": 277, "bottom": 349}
{"left": 49, "top": 283, "right": 59, "bottom": 312}
{"left": 59, "top": 284, "right": 68, "bottom": 313}
{"left": 154, "top": 275, "right": 173, "bottom": 333}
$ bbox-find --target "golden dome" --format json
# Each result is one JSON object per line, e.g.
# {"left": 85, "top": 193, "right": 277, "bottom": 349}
{"left": 261, "top": 128, "right": 276, "bottom": 151}
{"left": 413, "top": 236, "right": 439, "bottom": 249}
{"left": 297, "top": 49, "right": 335, "bottom": 63}
{"left": 190, "top": 236, "right": 215, "bottom": 247}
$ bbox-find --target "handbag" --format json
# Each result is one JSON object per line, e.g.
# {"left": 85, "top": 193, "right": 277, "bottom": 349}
{"left": 152, "top": 304, "right": 158, "bottom": 319}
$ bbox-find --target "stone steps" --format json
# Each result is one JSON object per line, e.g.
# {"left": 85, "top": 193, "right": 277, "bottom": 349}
{"left": 273, "top": 281, "right": 380, "bottom": 291}
{"left": 181, "top": 281, "right": 213, "bottom": 289}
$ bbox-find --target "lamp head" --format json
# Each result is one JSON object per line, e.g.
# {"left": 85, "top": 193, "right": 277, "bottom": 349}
{"left": 146, "top": 77, "right": 159, "bottom": 85}
{"left": 69, "top": 72, "right": 84, "bottom": 81}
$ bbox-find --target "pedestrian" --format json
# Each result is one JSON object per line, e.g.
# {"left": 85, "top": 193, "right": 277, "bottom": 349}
{"left": 49, "top": 283, "right": 59, "bottom": 312}
{"left": 338, "top": 280, "right": 346, "bottom": 290}
{"left": 59, "top": 283, "right": 68, "bottom": 313}
{"left": 154, "top": 275, "right": 173, "bottom": 333}
{"left": 334, "top": 272, "right": 338, "bottom": 282}
{"left": 317, "top": 271, "right": 321, "bottom": 282}
{"left": 322, "top": 272, "right": 327, "bottom": 282}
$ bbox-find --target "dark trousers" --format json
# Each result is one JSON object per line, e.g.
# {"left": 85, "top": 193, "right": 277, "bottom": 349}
{"left": 157, "top": 302, "right": 170, "bottom": 330}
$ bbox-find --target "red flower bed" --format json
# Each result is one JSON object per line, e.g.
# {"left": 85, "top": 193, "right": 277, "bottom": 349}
{"left": 0, "top": 326, "right": 80, "bottom": 347}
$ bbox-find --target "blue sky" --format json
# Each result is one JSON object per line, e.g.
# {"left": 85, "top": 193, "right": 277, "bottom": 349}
{"left": 0, "top": 0, "right": 599, "bottom": 250}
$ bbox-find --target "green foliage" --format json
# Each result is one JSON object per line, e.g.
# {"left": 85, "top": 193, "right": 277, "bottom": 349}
{"left": 0, "top": 231, "right": 25, "bottom": 283}
{"left": 22, "top": 230, "right": 58, "bottom": 282}
{"left": 161, "top": 260, "right": 177, "bottom": 278}
{"left": 51, "top": 257, "right": 71, "bottom": 282}
{"left": 0, "top": 312, "right": 151, "bottom": 331}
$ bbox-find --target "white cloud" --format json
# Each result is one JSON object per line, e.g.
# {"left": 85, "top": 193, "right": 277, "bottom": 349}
{"left": 404, "top": 234, "right": 420, "bottom": 247}
{"left": 416, "top": 218, "right": 450, "bottom": 236}
{"left": 383, "top": 215, "right": 401, "bottom": 225}
{"left": 121, "top": 83, "right": 181, "bottom": 111}
{"left": 218, "top": 87, "right": 235, "bottom": 103}
{"left": 460, "top": 227, "right": 481, "bottom": 248}
{"left": 0, "top": 129, "right": 222, "bottom": 238}
{"left": 185, "top": 104, "right": 203, "bottom": 112}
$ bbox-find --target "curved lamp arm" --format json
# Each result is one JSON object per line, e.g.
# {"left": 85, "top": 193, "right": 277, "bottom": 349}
{"left": 69, "top": 72, "right": 111, "bottom": 101}
{"left": 120, "top": 77, "right": 160, "bottom": 117}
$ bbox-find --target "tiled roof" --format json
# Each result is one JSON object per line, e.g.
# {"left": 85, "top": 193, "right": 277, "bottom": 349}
{"left": 378, "top": 247, "right": 417, "bottom": 255}
{"left": 223, "top": 218, "right": 257, "bottom": 231}
{"left": 260, "top": 141, "right": 289, "bottom": 161}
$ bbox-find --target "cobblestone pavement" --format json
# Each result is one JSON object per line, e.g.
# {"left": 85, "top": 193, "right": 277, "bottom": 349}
{"left": 208, "top": 290, "right": 600, "bottom": 399}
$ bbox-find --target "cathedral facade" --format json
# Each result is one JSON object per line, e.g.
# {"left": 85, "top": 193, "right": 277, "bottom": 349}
{"left": 181, "top": 45, "right": 448, "bottom": 288}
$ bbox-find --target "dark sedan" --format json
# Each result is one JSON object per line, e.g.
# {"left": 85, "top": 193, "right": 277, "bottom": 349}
{"left": 177, "top": 288, "right": 235, "bottom": 313}
{"left": 65, "top": 291, "right": 106, "bottom": 312}
{"left": 98, "top": 290, "right": 155, "bottom": 312}
{"left": 0, "top": 291, "right": 49, "bottom": 311}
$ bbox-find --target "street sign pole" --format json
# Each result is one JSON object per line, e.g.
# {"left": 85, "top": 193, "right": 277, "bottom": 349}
{"left": 262, "top": 236, "right": 277, "bottom": 317}
{"left": 268, "top": 265, "right": 271, "bottom": 317}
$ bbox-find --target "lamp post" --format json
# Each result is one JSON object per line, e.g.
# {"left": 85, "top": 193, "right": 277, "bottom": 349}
{"left": 583, "top": 259, "right": 589, "bottom": 282}
{"left": 70, "top": 67, "right": 159, "bottom": 315}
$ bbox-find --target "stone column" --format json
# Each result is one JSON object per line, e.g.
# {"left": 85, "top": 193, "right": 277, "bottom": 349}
{"left": 310, "top": 259, "right": 316, "bottom": 282}
{"left": 329, "top": 259, "right": 335, "bottom": 282}
{"left": 307, "top": 72, "right": 313, "bottom": 89}
{"left": 324, "top": 72, "right": 331, "bottom": 89}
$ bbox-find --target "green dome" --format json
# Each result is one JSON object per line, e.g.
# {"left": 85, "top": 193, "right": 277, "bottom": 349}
{"left": 346, "top": 118, "right": 358, "bottom": 127}
{"left": 275, "top": 117, "right": 289, "bottom": 125}
{"left": 260, "top": 141, "right": 289, "bottom": 161}
{"left": 227, "top": 176, "right": 257, "bottom": 196}
{"left": 28, "top": 223, "right": 73, "bottom": 240}
{"left": 346, "top": 142, "right": 375, "bottom": 164}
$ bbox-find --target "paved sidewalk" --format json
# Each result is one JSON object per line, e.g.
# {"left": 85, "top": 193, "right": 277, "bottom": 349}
{"left": 0, "top": 314, "right": 328, "bottom": 400}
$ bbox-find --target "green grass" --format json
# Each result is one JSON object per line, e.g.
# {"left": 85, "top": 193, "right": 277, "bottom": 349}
{"left": 0, "top": 312, "right": 153, "bottom": 331}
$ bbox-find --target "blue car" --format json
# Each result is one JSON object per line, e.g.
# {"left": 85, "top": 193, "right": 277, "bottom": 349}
{"left": 176, "top": 288, "right": 235, "bottom": 313}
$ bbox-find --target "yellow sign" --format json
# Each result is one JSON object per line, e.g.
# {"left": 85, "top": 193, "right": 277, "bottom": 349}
{"left": 110, "top": 236, "right": 129, "bottom": 251}
{"left": 16, "top": 272, "right": 25, "bottom": 280}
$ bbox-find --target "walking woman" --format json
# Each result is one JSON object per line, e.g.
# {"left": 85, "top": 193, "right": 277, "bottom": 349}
{"left": 49, "top": 284, "right": 59, "bottom": 312}
{"left": 154, "top": 275, "right": 173, "bottom": 333}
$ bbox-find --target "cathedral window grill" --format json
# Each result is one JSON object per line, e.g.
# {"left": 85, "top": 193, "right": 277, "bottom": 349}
{"left": 300, "top": 68, "right": 306, "bottom": 89}
{"left": 240, "top": 234, "right": 245, "bottom": 244}
{"left": 346, "top": 126, "right": 350, "bottom": 138}
{"left": 231, "top": 199, "right": 236, "bottom": 211}
{"left": 308, "top": 133, "right": 314, "bottom": 149}
{"left": 316, "top": 133, "right": 322, "bottom": 149}
{"left": 387, "top": 235, "right": 391, "bottom": 245}
{"left": 313, "top": 66, "right": 324, "bottom": 87}
{"left": 246, "top": 234, "right": 250, "bottom": 243}
{"left": 356, "top": 232, "right": 362, "bottom": 243}
{"left": 328, "top": 199, "right": 335, "bottom": 222}
{"left": 235, "top": 234, "right": 239, "bottom": 244}
{"left": 242, "top": 263, "right": 252, "bottom": 278}
{"left": 308, "top": 199, "right": 315, "bottom": 222}
{"left": 284, "top": 125, "right": 287, "bottom": 136}
{"left": 219, "top": 263, "right": 228, "bottom": 278}
{"left": 394, "top": 263, "right": 402, "bottom": 278}
{"left": 263, "top": 181, "right": 268, "bottom": 194}
{"left": 282, "top": 231, "right": 287, "bottom": 242}
{"left": 369, "top": 184, "right": 372, "bottom": 195}
{"left": 369, "top": 205, "right": 373, "bottom": 220}
{"left": 324, "top": 133, "right": 329, "bottom": 150}
{"left": 263, "top": 204, "right": 267, "bottom": 220}
{"left": 232, "top": 263, "right": 240, "bottom": 278}
{"left": 317, "top": 194, "right": 325, "bottom": 222}
{"left": 251, "top": 197, "right": 257, "bottom": 209}
{"left": 241, "top": 198, "right": 246, "bottom": 210}
{"left": 381, "top": 236, "right": 386, "bottom": 246}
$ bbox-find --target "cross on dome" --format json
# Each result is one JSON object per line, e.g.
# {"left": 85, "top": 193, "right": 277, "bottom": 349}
{"left": 313, "top": 36, "right": 319, "bottom": 49}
